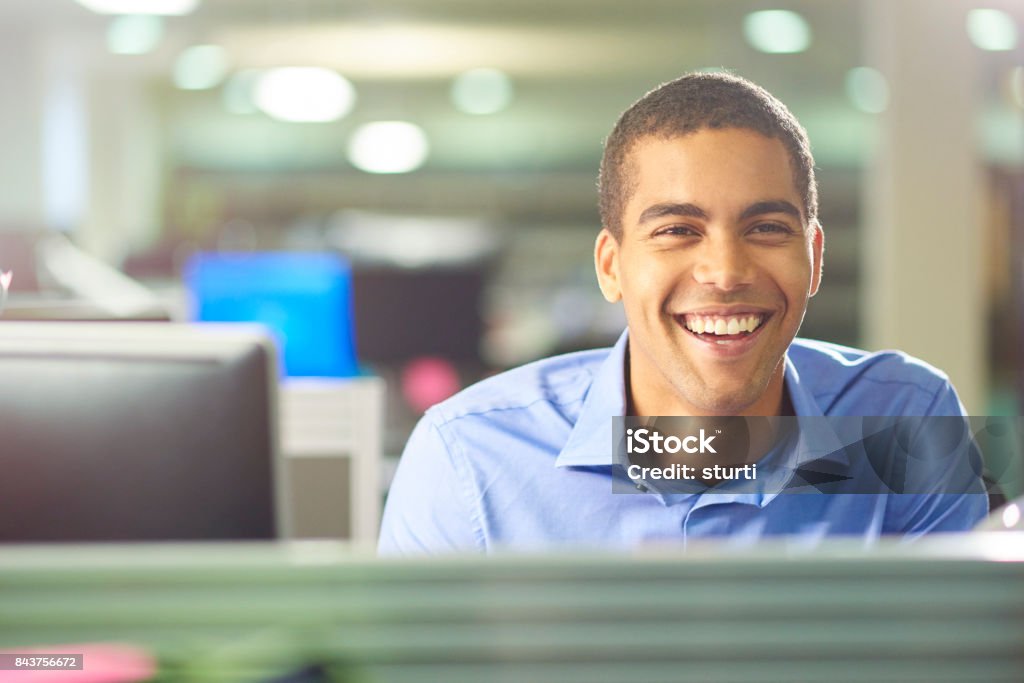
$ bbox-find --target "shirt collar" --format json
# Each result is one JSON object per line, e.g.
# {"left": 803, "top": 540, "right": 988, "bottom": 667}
{"left": 554, "top": 330, "right": 849, "bottom": 472}
{"left": 753, "top": 353, "right": 850, "bottom": 506}
{"left": 554, "top": 329, "right": 629, "bottom": 468}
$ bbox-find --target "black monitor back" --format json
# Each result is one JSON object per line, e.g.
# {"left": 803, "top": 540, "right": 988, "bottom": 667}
{"left": 352, "top": 266, "right": 485, "bottom": 364}
{"left": 0, "top": 322, "right": 279, "bottom": 542}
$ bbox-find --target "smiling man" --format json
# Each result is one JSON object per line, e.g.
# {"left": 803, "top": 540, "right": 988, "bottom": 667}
{"left": 379, "top": 72, "right": 987, "bottom": 554}
{"left": 596, "top": 126, "right": 820, "bottom": 419}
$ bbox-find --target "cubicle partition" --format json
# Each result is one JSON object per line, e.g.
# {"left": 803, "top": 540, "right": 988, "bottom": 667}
{"left": 1, "top": 536, "right": 1022, "bottom": 682}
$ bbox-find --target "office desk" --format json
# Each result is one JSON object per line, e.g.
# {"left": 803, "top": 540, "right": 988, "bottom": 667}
{"left": 1, "top": 535, "right": 1022, "bottom": 682}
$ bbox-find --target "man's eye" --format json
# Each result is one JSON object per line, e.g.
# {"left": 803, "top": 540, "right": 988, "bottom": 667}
{"left": 750, "top": 223, "right": 794, "bottom": 235}
{"left": 656, "top": 225, "right": 699, "bottom": 237}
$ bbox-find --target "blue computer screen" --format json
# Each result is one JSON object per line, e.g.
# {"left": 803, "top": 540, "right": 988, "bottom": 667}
{"left": 186, "top": 252, "right": 358, "bottom": 377}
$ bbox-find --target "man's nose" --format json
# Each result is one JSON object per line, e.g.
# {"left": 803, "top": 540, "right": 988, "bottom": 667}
{"left": 691, "top": 238, "right": 754, "bottom": 291}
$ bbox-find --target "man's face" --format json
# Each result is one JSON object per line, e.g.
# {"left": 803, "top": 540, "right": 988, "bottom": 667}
{"left": 595, "top": 128, "right": 823, "bottom": 416}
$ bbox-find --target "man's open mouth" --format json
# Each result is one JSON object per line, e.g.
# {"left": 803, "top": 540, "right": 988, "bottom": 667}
{"left": 677, "top": 312, "right": 771, "bottom": 342}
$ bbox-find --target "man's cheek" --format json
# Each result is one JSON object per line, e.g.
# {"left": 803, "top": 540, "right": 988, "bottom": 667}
{"left": 635, "top": 262, "right": 684, "bottom": 297}
{"left": 772, "top": 255, "right": 812, "bottom": 290}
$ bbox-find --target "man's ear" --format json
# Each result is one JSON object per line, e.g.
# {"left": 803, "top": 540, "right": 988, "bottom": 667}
{"left": 595, "top": 228, "right": 622, "bottom": 303}
{"left": 809, "top": 221, "right": 824, "bottom": 297}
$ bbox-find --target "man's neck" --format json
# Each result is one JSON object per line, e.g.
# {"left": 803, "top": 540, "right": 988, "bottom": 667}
{"left": 625, "top": 356, "right": 789, "bottom": 417}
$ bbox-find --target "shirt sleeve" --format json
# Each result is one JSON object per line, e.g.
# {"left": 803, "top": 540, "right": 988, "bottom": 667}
{"left": 884, "top": 379, "right": 989, "bottom": 537}
{"left": 378, "top": 414, "right": 484, "bottom": 555}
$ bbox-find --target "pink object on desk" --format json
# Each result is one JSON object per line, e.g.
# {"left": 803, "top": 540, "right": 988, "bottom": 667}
{"left": 402, "top": 356, "right": 462, "bottom": 413}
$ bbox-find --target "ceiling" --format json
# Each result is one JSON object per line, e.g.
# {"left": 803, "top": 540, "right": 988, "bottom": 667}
{"left": 8, "top": 1, "right": 1023, "bottom": 182}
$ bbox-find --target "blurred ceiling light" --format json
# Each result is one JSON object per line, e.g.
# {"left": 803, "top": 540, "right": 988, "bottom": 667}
{"left": 328, "top": 211, "right": 498, "bottom": 267}
{"left": 222, "top": 69, "right": 262, "bottom": 115}
{"left": 214, "top": 24, "right": 668, "bottom": 79}
{"left": 966, "top": 9, "right": 1018, "bottom": 51}
{"left": 451, "top": 68, "right": 514, "bottom": 115}
{"left": 254, "top": 68, "right": 355, "bottom": 123}
{"left": 743, "top": 10, "right": 811, "bottom": 54}
{"left": 75, "top": 0, "right": 198, "bottom": 15}
{"left": 173, "top": 45, "right": 229, "bottom": 90}
{"left": 1011, "top": 67, "right": 1024, "bottom": 109}
{"left": 347, "top": 121, "right": 429, "bottom": 174}
{"left": 1005, "top": 503, "right": 1022, "bottom": 529}
{"left": 845, "top": 67, "right": 890, "bottom": 114}
{"left": 106, "top": 15, "right": 163, "bottom": 55}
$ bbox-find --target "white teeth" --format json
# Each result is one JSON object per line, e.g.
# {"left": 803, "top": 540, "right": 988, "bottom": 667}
{"left": 684, "top": 314, "right": 765, "bottom": 336}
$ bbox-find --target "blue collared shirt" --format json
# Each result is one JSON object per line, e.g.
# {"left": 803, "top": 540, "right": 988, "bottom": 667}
{"left": 379, "top": 331, "right": 987, "bottom": 554}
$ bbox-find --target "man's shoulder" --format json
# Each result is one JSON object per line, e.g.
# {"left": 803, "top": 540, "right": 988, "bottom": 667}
{"left": 426, "top": 346, "right": 611, "bottom": 425}
{"left": 788, "top": 338, "right": 954, "bottom": 413}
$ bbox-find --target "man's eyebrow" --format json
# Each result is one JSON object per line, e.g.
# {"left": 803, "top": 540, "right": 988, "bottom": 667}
{"left": 739, "top": 200, "right": 803, "bottom": 221}
{"left": 637, "top": 202, "right": 709, "bottom": 224}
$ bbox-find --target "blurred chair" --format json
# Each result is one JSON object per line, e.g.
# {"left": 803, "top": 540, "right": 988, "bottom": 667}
{"left": 0, "top": 231, "right": 168, "bottom": 321}
{"left": 0, "top": 229, "right": 45, "bottom": 292}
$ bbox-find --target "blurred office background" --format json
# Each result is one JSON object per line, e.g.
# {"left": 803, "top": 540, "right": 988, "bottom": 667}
{"left": 0, "top": 0, "right": 1021, "bottom": 461}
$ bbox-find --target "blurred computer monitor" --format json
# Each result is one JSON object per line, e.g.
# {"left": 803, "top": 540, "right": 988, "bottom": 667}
{"left": 352, "top": 265, "right": 485, "bottom": 364}
{"left": 0, "top": 322, "right": 281, "bottom": 542}
{"left": 185, "top": 252, "right": 358, "bottom": 378}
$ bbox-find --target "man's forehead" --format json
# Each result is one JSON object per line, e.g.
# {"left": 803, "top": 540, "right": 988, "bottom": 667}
{"left": 622, "top": 129, "right": 803, "bottom": 216}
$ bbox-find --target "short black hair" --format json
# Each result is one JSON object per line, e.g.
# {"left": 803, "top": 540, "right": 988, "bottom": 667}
{"left": 598, "top": 72, "right": 818, "bottom": 239}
